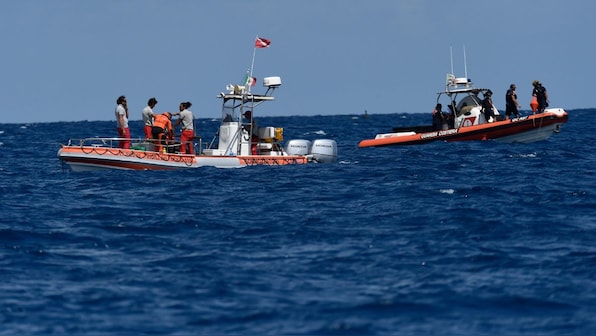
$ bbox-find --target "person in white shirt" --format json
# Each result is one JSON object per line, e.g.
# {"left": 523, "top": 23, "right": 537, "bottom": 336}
{"left": 114, "top": 95, "right": 130, "bottom": 149}
{"left": 142, "top": 97, "right": 157, "bottom": 139}
{"left": 173, "top": 101, "right": 195, "bottom": 154}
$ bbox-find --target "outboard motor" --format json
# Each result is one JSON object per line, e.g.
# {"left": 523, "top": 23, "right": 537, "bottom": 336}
{"left": 285, "top": 139, "right": 311, "bottom": 156}
{"left": 310, "top": 139, "right": 338, "bottom": 163}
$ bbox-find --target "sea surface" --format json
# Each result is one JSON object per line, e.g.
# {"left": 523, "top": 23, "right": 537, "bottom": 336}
{"left": 0, "top": 109, "right": 595, "bottom": 335}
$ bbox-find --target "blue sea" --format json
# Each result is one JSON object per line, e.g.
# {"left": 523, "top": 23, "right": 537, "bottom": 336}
{"left": 1, "top": 109, "right": 595, "bottom": 335}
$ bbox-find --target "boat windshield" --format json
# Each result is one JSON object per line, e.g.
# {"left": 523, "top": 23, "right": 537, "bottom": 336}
{"left": 456, "top": 94, "right": 482, "bottom": 111}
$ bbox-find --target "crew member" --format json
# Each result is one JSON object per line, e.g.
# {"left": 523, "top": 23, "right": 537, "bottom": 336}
{"left": 152, "top": 112, "right": 173, "bottom": 153}
{"left": 505, "top": 84, "right": 521, "bottom": 119}
{"left": 173, "top": 101, "right": 195, "bottom": 154}
{"left": 532, "top": 80, "right": 549, "bottom": 113}
{"left": 243, "top": 110, "right": 259, "bottom": 154}
{"left": 432, "top": 103, "right": 444, "bottom": 130}
{"left": 142, "top": 97, "right": 157, "bottom": 139}
{"left": 482, "top": 90, "right": 495, "bottom": 123}
{"left": 115, "top": 95, "right": 130, "bottom": 149}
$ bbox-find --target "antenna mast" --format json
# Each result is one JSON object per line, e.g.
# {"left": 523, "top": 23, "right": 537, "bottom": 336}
{"left": 450, "top": 46, "right": 454, "bottom": 75}
{"left": 247, "top": 37, "right": 259, "bottom": 94}
{"left": 463, "top": 45, "right": 468, "bottom": 78}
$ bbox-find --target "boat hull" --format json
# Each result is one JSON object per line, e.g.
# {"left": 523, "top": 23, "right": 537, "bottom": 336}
{"left": 358, "top": 109, "right": 568, "bottom": 148}
{"left": 58, "top": 146, "right": 310, "bottom": 171}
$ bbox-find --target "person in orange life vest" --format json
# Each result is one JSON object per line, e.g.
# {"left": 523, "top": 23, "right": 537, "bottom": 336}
{"left": 151, "top": 112, "right": 173, "bottom": 152}
{"left": 142, "top": 97, "right": 157, "bottom": 139}
{"left": 243, "top": 110, "right": 258, "bottom": 155}
{"left": 115, "top": 95, "right": 130, "bottom": 149}
{"left": 173, "top": 101, "right": 195, "bottom": 154}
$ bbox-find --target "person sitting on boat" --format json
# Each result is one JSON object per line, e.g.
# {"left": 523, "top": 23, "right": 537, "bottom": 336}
{"left": 173, "top": 101, "right": 195, "bottom": 155}
{"left": 222, "top": 114, "right": 233, "bottom": 122}
{"left": 151, "top": 112, "right": 173, "bottom": 153}
{"left": 532, "top": 80, "right": 549, "bottom": 113}
{"left": 445, "top": 101, "right": 456, "bottom": 129}
{"left": 481, "top": 90, "right": 495, "bottom": 123}
{"left": 115, "top": 95, "right": 130, "bottom": 149}
{"left": 243, "top": 110, "right": 259, "bottom": 155}
{"left": 142, "top": 97, "right": 158, "bottom": 139}
{"left": 432, "top": 103, "right": 445, "bottom": 130}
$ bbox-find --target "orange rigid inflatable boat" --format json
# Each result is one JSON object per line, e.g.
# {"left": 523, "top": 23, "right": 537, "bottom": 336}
{"left": 358, "top": 76, "right": 568, "bottom": 148}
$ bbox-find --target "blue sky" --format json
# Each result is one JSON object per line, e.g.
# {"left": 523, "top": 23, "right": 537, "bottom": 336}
{"left": 1, "top": 0, "right": 593, "bottom": 124}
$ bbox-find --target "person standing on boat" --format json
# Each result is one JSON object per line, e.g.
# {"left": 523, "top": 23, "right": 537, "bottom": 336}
{"left": 152, "top": 112, "right": 173, "bottom": 153}
{"left": 532, "top": 80, "right": 549, "bottom": 113}
{"left": 505, "top": 84, "right": 521, "bottom": 119}
{"left": 173, "top": 101, "right": 195, "bottom": 155}
{"left": 115, "top": 95, "right": 130, "bottom": 149}
{"left": 432, "top": 103, "right": 445, "bottom": 130}
{"left": 481, "top": 90, "right": 495, "bottom": 123}
{"left": 142, "top": 97, "right": 158, "bottom": 139}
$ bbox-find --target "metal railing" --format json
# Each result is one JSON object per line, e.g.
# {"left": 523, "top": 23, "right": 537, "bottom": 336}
{"left": 65, "top": 137, "right": 204, "bottom": 154}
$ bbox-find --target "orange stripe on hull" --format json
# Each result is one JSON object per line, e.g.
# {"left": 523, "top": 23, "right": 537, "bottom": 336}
{"left": 59, "top": 146, "right": 309, "bottom": 170}
{"left": 59, "top": 146, "right": 196, "bottom": 165}
{"left": 238, "top": 156, "right": 308, "bottom": 165}
{"left": 64, "top": 156, "right": 184, "bottom": 170}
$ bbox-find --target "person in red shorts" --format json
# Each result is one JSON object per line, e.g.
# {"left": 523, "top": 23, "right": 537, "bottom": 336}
{"left": 114, "top": 95, "right": 130, "bottom": 149}
{"left": 142, "top": 97, "right": 157, "bottom": 139}
{"left": 173, "top": 101, "right": 195, "bottom": 154}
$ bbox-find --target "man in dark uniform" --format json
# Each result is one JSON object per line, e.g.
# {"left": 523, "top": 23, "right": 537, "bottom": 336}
{"left": 482, "top": 90, "right": 495, "bottom": 123}
{"left": 532, "top": 80, "right": 549, "bottom": 113}
{"left": 505, "top": 84, "right": 521, "bottom": 119}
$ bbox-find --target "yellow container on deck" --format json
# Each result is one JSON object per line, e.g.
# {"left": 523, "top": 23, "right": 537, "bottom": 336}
{"left": 275, "top": 128, "right": 283, "bottom": 141}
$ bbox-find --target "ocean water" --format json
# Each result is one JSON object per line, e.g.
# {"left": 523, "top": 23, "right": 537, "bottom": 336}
{"left": 0, "top": 109, "right": 594, "bottom": 335}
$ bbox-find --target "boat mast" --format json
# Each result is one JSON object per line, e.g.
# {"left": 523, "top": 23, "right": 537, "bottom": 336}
{"left": 248, "top": 35, "right": 260, "bottom": 95}
{"left": 463, "top": 45, "right": 468, "bottom": 79}
{"left": 450, "top": 46, "right": 454, "bottom": 76}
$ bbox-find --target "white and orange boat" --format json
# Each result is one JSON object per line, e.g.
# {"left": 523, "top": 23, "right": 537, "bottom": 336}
{"left": 358, "top": 75, "right": 568, "bottom": 148}
{"left": 59, "top": 77, "right": 337, "bottom": 171}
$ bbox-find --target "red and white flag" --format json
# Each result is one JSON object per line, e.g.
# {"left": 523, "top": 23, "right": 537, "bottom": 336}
{"left": 255, "top": 37, "right": 271, "bottom": 48}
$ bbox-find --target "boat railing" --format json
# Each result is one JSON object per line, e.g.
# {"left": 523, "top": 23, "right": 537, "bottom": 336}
{"left": 66, "top": 137, "right": 129, "bottom": 148}
{"left": 65, "top": 137, "right": 203, "bottom": 154}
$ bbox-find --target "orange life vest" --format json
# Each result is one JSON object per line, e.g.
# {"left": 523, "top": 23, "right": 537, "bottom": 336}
{"left": 153, "top": 113, "right": 172, "bottom": 130}
{"left": 530, "top": 96, "right": 539, "bottom": 112}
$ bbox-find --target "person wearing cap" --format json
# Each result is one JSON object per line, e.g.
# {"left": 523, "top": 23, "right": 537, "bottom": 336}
{"left": 481, "top": 90, "right": 495, "bottom": 123}
{"left": 532, "top": 80, "right": 549, "bottom": 113}
{"left": 114, "top": 95, "right": 130, "bottom": 149}
{"left": 142, "top": 97, "right": 158, "bottom": 139}
{"left": 505, "top": 84, "right": 521, "bottom": 119}
{"left": 243, "top": 110, "right": 259, "bottom": 154}
{"left": 431, "top": 103, "right": 445, "bottom": 131}
{"left": 173, "top": 101, "right": 195, "bottom": 154}
{"left": 243, "top": 110, "right": 258, "bottom": 134}
{"left": 152, "top": 112, "right": 173, "bottom": 153}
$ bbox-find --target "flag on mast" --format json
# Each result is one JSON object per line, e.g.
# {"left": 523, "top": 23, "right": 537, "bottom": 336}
{"left": 244, "top": 74, "right": 256, "bottom": 87}
{"left": 255, "top": 37, "right": 271, "bottom": 48}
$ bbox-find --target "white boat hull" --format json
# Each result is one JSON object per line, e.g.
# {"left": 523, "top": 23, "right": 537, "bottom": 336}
{"left": 57, "top": 145, "right": 325, "bottom": 171}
